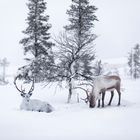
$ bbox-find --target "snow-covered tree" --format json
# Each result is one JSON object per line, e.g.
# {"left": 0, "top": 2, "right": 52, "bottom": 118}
{"left": 0, "top": 58, "right": 9, "bottom": 84}
{"left": 128, "top": 49, "right": 133, "bottom": 78}
{"left": 55, "top": 0, "right": 98, "bottom": 102}
{"left": 93, "top": 60, "right": 103, "bottom": 76}
{"left": 20, "top": 0, "right": 54, "bottom": 82}
{"left": 128, "top": 44, "right": 140, "bottom": 79}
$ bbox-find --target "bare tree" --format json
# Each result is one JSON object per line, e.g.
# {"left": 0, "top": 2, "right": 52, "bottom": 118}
{"left": 55, "top": 0, "right": 98, "bottom": 103}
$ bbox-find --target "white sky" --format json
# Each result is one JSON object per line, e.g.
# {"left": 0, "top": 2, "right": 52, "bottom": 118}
{"left": 0, "top": 0, "right": 140, "bottom": 66}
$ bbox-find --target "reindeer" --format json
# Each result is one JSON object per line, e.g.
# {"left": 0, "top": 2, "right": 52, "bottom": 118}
{"left": 89, "top": 75, "right": 121, "bottom": 108}
{"left": 77, "top": 75, "right": 122, "bottom": 108}
{"left": 14, "top": 75, "right": 53, "bottom": 113}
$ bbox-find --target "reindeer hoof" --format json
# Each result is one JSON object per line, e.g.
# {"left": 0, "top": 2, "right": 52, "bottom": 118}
{"left": 89, "top": 104, "right": 95, "bottom": 108}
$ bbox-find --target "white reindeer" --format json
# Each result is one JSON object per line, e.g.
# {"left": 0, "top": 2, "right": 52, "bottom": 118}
{"left": 14, "top": 76, "right": 53, "bottom": 113}
{"left": 89, "top": 75, "right": 121, "bottom": 108}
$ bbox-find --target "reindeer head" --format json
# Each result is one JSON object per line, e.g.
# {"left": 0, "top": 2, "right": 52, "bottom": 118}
{"left": 80, "top": 88, "right": 96, "bottom": 108}
{"left": 74, "top": 86, "right": 90, "bottom": 104}
{"left": 89, "top": 93, "right": 96, "bottom": 108}
{"left": 74, "top": 82, "right": 96, "bottom": 108}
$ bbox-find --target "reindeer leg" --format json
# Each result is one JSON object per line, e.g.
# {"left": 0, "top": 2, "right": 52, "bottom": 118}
{"left": 97, "top": 99, "right": 100, "bottom": 107}
{"left": 98, "top": 92, "right": 102, "bottom": 107}
{"left": 118, "top": 91, "right": 121, "bottom": 106}
{"left": 108, "top": 91, "right": 114, "bottom": 106}
{"left": 102, "top": 92, "right": 105, "bottom": 107}
{"left": 117, "top": 84, "right": 121, "bottom": 106}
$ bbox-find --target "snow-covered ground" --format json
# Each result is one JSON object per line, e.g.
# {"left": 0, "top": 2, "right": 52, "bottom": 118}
{"left": 0, "top": 62, "right": 140, "bottom": 140}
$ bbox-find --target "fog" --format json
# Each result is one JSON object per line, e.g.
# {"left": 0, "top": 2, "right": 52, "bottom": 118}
{"left": 0, "top": 0, "right": 140, "bottom": 66}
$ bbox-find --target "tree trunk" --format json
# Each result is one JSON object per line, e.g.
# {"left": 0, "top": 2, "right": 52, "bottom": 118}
{"left": 67, "top": 61, "right": 76, "bottom": 103}
{"left": 67, "top": 78, "right": 72, "bottom": 103}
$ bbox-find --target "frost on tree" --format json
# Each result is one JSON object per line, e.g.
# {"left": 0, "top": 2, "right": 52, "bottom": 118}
{"left": 0, "top": 58, "right": 9, "bottom": 85}
{"left": 128, "top": 44, "right": 140, "bottom": 79}
{"left": 20, "top": 0, "right": 55, "bottom": 82}
{"left": 55, "top": 0, "right": 98, "bottom": 102}
{"left": 93, "top": 60, "right": 103, "bottom": 76}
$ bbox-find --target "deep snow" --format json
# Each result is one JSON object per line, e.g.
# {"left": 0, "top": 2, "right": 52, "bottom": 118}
{"left": 0, "top": 68, "right": 140, "bottom": 140}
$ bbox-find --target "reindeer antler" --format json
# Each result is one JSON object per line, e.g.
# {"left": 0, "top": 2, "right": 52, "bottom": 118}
{"left": 14, "top": 76, "right": 26, "bottom": 97}
{"left": 28, "top": 78, "right": 34, "bottom": 96}
{"left": 73, "top": 86, "right": 90, "bottom": 104}
{"left": 14, "top": 75, "right": 34, "bottom": 98}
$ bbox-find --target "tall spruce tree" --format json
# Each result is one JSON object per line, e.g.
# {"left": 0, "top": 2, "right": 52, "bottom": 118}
{"left": 20, "top": 0, "right": 54, "bottom": 82}
{"left": 56, "top": 0, "right": 98, "bottom": 102}
{"left": 65, "top": 0, "right": 97, "bottom": 38}
{"left": 65, "top": 0, "right": 98, "bottom": 78}
{"left": 128, "top": 44, "right": 140, "bottom": 79}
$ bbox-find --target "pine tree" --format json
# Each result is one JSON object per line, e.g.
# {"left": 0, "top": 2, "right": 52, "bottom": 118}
{"left": 128, "top": 50, "right": 133, "bottom": 78}
{"left": 0, "top": 58, "right": 9, "bottom": 84}
{"left": 20, "top": 0, "right": 54, "bottom": 82}
{"left": 65, "top": 0, "right": 98, "bottom": 78}
{"left": 65, "top": 0, "right": 97, "bottom": 38}
{"left": 128, "top": 44, "right": 140, "bottom": 79}
{"left": 133, "top": 44, "right": 140, "bottom": 79}
{"left": 56, "top": 0, "right": 98, "bottom": 102}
